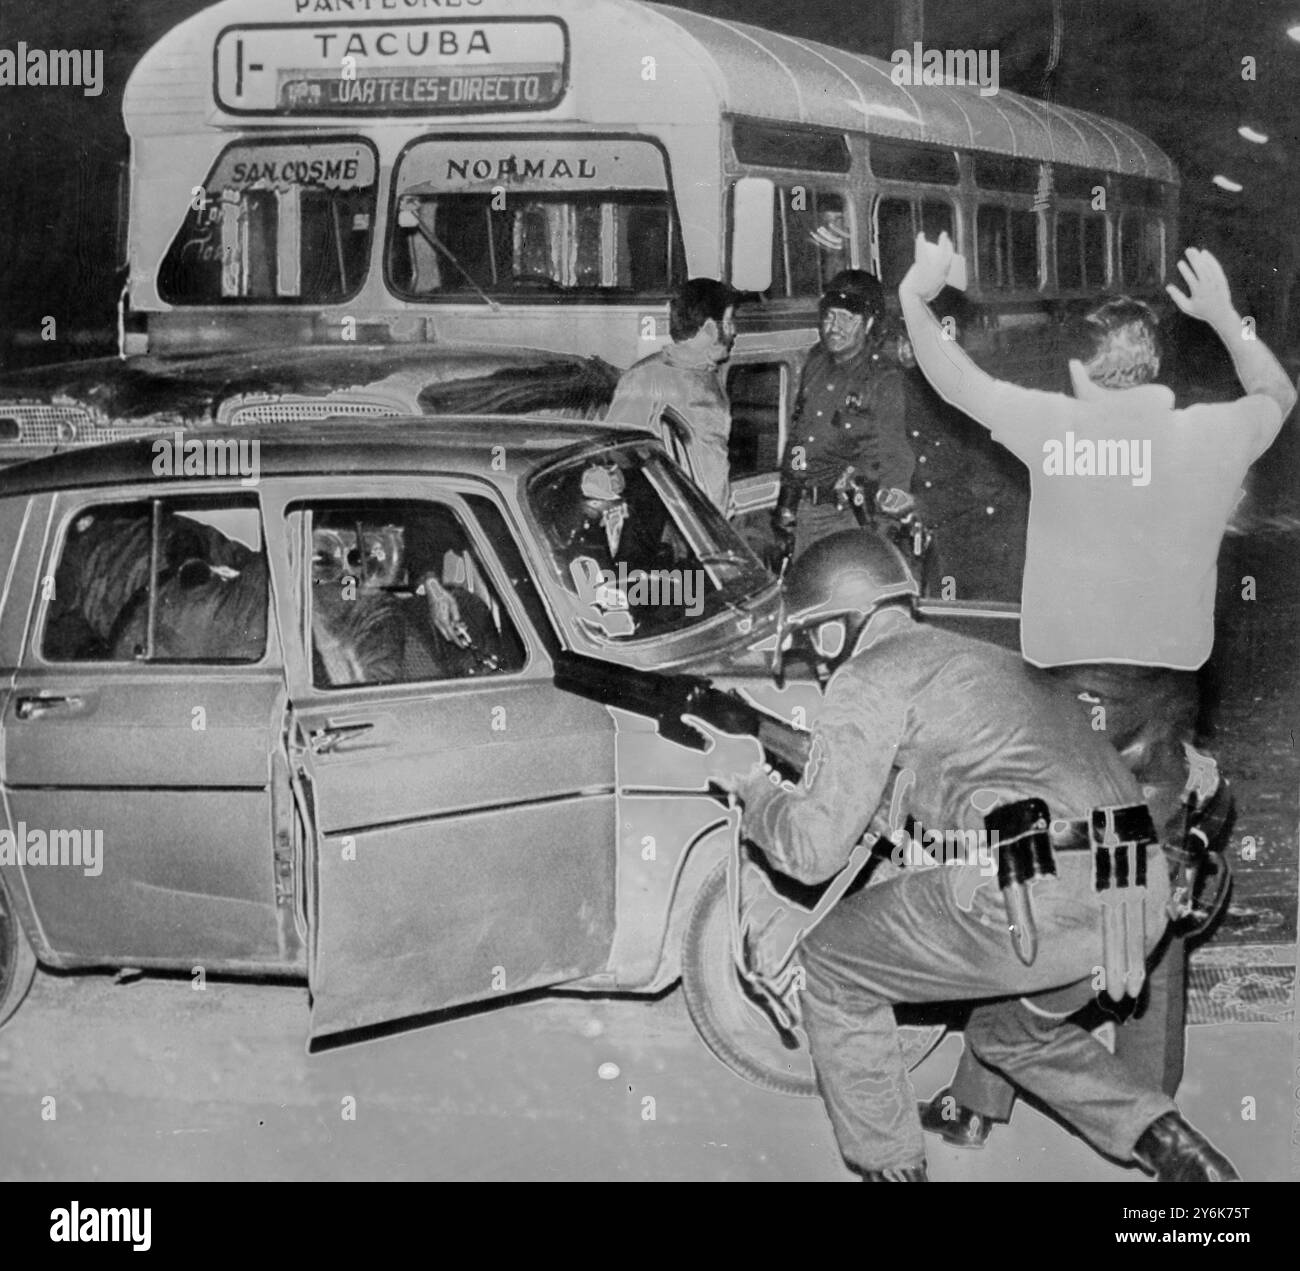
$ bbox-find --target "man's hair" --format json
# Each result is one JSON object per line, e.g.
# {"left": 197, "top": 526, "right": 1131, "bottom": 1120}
{"left": 670, "top": 278, "right": 739, "bottom": 343}
{"left": 1065, "top": 297, "right": 1161, "bottom": 388}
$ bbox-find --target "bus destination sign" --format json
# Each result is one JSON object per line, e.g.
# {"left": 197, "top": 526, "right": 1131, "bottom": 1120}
{"left": 214, "top": 20, "right": 568, "bottom": 115}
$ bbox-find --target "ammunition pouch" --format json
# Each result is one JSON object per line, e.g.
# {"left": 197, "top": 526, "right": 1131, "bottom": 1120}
{"left": 986, "top": 798, "right": 1058, "bottom": 888}
{"left": 1089, "top": 804, "right": 1158, "bottom": 1002}
{"left": 984, "top": 798, "right": 1057, "bottom": 966}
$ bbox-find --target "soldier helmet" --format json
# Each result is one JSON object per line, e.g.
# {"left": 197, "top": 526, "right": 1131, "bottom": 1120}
{"left": 772, "top": 530, "right": 919, "bottom": 685}
{"left": 820, "top": 269, "right": 886, "bottom": 322}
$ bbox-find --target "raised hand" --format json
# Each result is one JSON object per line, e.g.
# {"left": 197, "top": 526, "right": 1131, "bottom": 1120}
{"left": 903, "top": 231, "right": 957, "bottom": 302}
{"left": 1165, "top": 247, "right": 1237, "bottom": 330}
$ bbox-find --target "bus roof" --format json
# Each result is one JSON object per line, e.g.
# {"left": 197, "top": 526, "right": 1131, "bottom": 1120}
{"left": 648, "top": 4, "right": 1175, "bottom": 182}
{"left": 124, "top": 0, "right": 1175, "bottom": 184}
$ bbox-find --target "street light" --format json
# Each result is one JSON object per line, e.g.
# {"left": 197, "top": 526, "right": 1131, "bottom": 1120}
{"left": 1288, "top": 23, "right": 1300, "bottom": 40}
{"left": 1212, "top": 174, "right": 1244, "bottom": 192}
{"left": 1238, "top": 125, "right": 1269, "bottom": 144}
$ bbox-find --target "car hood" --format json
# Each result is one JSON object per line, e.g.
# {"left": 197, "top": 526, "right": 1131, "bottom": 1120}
{"left": 0, "top": 346, "right": 618, "bottom": 431}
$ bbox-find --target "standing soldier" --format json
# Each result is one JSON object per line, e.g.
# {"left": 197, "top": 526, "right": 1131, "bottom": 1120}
{"left": 773, "top": 270, "right": 916, "bottom": 563}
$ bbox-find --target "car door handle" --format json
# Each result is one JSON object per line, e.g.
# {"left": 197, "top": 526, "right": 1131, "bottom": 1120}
{"left": 14, "top": 694, "right": 86, "bottom": 721}
{"left": 309, "top": 721, "right": 375, "bottom": 755}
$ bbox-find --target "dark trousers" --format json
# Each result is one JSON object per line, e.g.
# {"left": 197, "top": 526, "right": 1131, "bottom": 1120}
{"left": 800, "top": 851, "right": 1175, "bottom": 1171}
{"left": 948, "top": 663, "right": 1198, "bottom": 1116}
{"left": 792, "top": 502, "right": 861, "bottom": 561}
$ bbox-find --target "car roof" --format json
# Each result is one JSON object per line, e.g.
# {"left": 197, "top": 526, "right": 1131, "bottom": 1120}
{"left": 0, "top": 416, "right": 649, "bottom": 497}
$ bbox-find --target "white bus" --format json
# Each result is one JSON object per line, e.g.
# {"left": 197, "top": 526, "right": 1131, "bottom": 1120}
{"left": 0, "top": 0, "right": 1177, "bottom": 590}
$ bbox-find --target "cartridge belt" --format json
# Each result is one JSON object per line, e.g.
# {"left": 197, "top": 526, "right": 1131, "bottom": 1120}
{"left": 895, "top": 813, "right": 1109, "bottom": 856}
{"left": 893, "top": 804, "right": 1156, "bottom": 866}
{"left": 803, "top": 483, "right": 840, "bottom": 506}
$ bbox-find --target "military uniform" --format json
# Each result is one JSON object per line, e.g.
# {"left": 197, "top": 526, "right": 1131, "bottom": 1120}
{"left": 901, "top": 370, "right": 1029, "bottom": 602}
{"left": 946, "top": 664, "right": 1198, "bottom": 1127}
{"left": 738, "top": 610, "right": 1175, "bottom": 1174}
{"left": 782, "top": 344, "right": 913, "bottom": 560}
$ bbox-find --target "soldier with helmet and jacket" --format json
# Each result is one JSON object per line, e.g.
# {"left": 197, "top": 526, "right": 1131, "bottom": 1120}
{"left": 703, "top": 530, "right": 1239, "bottom": 1182}
{"left": 773, "top": 270, "right": 917, "bottom": 564}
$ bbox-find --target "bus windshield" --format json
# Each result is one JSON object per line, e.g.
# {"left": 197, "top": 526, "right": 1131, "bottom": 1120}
{"left": 388, "top": 139, "right": 679, "bottom": 300}
{"left": 159, "top": 140, "right": 377, "bottom": 305}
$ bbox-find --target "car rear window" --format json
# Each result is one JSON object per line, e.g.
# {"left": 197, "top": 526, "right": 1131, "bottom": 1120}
{"left": 42, "top": 497, "right": 268, "bottom": 664}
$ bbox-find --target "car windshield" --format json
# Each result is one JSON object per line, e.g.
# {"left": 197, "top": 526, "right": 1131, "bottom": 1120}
{"left": 528, "top": 443, "right": 773, "bottom": 641}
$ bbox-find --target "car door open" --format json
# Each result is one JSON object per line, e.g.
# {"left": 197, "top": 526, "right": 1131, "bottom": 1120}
{"left": 271, "top": 483, "right": 620, "bottom": 1041}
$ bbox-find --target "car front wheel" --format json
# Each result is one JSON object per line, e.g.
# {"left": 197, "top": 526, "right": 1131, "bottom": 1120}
{"left": 681, "top": 860, "right": 945, "bottom": 1097}
{"left": 0, "top": 874, "right": 37, "bottom": 1031}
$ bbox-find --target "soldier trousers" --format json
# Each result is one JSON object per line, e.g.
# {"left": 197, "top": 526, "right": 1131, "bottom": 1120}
{"left": 798, "top": 851, "right": 1175, "bottom": 1173}
{"left": 948, "top": 664, "right": 1199, "bottom": 1116}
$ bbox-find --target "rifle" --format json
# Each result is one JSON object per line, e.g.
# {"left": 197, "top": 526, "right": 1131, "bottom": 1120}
{"left": 552, "top": 650, "right": 810, "bottom": 782}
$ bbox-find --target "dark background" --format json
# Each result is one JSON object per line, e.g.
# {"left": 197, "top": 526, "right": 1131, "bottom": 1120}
{"left": 2, "top": 0, "right": 1300, "bottom": 364}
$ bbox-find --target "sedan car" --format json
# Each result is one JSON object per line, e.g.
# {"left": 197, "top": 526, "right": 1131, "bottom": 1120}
{"left": 0, "top": 417, "right": 1022, "bottom": 1092}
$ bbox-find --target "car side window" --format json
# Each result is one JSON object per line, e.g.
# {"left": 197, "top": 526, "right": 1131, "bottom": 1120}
{"left": 42, "top": 496, "right": 268, "bottom": 664}
{"left": 296, "top": 498, "right": 526, "bottom": 689}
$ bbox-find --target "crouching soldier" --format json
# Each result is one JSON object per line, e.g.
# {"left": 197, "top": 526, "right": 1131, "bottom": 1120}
{"left": 706, "top": 530, "right": 1239, "bottom": 1182}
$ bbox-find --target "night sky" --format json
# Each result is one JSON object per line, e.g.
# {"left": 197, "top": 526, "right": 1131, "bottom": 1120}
{"left": 2, "top": 0, "right": 1299, "bottom": 361}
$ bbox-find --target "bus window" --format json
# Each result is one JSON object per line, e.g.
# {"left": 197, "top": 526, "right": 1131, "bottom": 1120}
{"left": 977, "top": 206, "right": 1010, "bottom": 289}
{"left": 921, "top": 199, "right": 955, "bottom": 243}
{"left": 1056, "top": 211, "right": 1083, "bottom": 289}
{"left": 1120, "top": 214, "right": 1163, "bottom": 288}
{"left": 160, "top": 142, "right": 377, "bottom": 305}
{"left": 876, "top": 197, "right": 916, "bottom": 289}
{"left": 727, "top": 362, "right": 785, "bottom": 480}
{"left": 1010, "top": 209, "right": 1040, "bottom": 289}
{"left": 389, "top": 139, "right": 680, "bottom": 300}
{"left": 393, "top": 193, "right": 675, "bottom": 296}
{"left": 1054, "top": 165, "right": 1104, "bottom": 202}
{"left": 876, "top": 197, "right": 955, "bottom": 289}
{"left": 779, "top": 188, "right": 850, "bottom": 297}
{"left": 1082, "top": 213, "right": 1108, "bottom": 288}
{"left": 732, "top": 121, "right": 851, "bottom": 173}
{"left": 978, "top": 206, "right": 1039, "bottom": 290}
{"left": 974, "top": 155, "right": 1041, "bottom": 194}
{"left": 870, "top": 139, "right": 959, "bottom": 186}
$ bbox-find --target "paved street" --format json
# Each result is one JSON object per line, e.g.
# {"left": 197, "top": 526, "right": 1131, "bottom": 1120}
{"left": 0, "top": 971, "right": 1288, "bottom": 1182}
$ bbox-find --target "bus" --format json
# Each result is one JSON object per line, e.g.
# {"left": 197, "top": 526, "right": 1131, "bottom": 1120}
{"left": 0, "top": 0, "right": 1178, "bottom": 593}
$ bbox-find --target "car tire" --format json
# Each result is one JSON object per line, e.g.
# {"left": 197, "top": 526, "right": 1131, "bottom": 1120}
{"left": 0, "top": 874, "right": 37, "bottom": 1031}
{"left": 681, "top": 860, "right": 945, "bottom": 1097}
